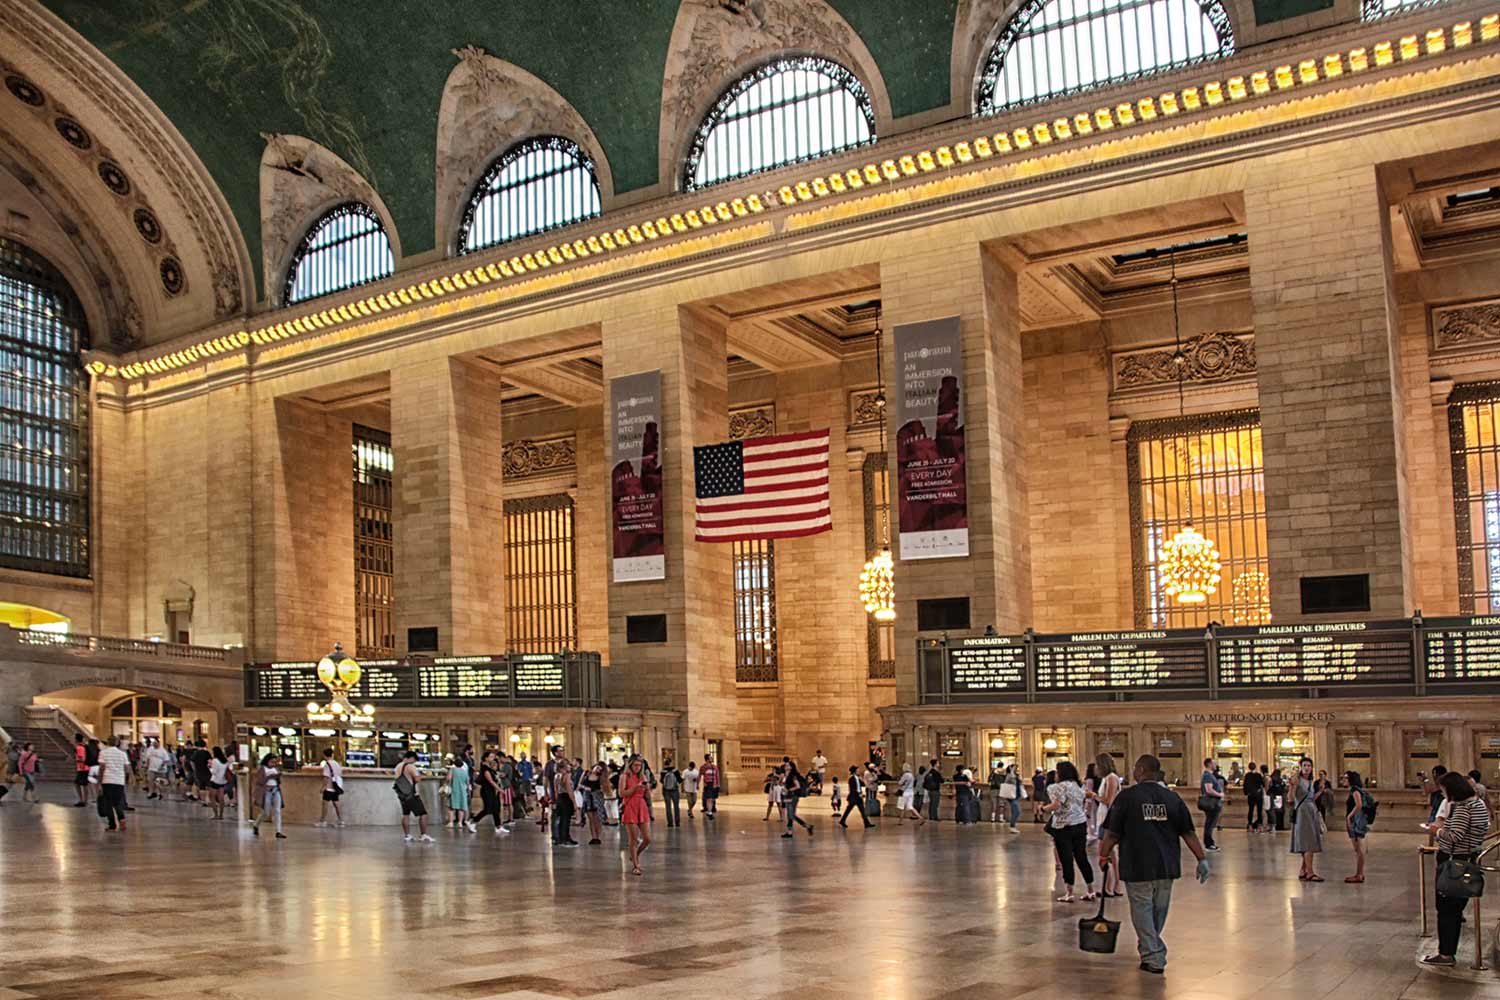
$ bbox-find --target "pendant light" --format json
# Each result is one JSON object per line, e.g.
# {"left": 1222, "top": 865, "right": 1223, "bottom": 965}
{"left": 1157, "top": 253, "right": 1222, "bottom": 605}
{"left": 859, "top": 305, "right": 896, "bottom": 622}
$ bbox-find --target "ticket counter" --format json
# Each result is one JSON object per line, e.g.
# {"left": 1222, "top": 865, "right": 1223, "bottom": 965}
{"left": 1152, "top": 729, "right": 1188, "bottom": 786}
{"left": 1270, "top": 727, "right": 1313, "bottom": 774}
{"left": 1091, "top": 730, "right": 1130, "bottom": 773}
{"left": 1208, "top": 728, "right": 1248, "bottom": 780}
{"left": 1335, "top": 728, "right": 1377, "bottom": 787}
{"left": 1475, "top": 731, "right": 1500, "bottom": 789}
{"left": 1403, "top": 728, "right": 1445, "bottom": 788}
{"left": 937, "top": 730, "right": 969, "bottom": 764}
{"left": 986, "top": 728, "right": 1020, "bottom": 771}
{"left": 596, "top": 729, "right": 636, "bottom": 765}
{"left": 1039, "top": 728, "right": 1074, "bottom": 771}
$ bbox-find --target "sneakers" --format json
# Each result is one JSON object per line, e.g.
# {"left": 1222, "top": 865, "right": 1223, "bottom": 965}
{"left": 1139, "top": 963, "right": 1164, "bottom": 975}
{"left": 274, "top": 832, "right": 287, "bottom": 839}
{"left": 494, "top": 826, "right": 509, "bottom": 836}
{"left": 252, "top": 826, "right": 259, "bottom": 837}
{"left": 1056, "top": 893, "right": 1075, "bottom": 902}
{"left": 419, "top": 834, "right": 434, "bottom": 842}
{"left": 588, "top": 838, "right": 602, "bottom": 845}
{"left": 781, "top": 832, "right": 794, "bottom": 838}
{"left": 1422, "top": 955, "right": 1456, "bottom": 967}
{"left": 465, "top": 821, "right": 478, "bottom": 833}
{"left": 403, "top": 834, "right": 414, "bottom": 842}
{"left": 314, "top": 821, "right": 327, "bottom": 828}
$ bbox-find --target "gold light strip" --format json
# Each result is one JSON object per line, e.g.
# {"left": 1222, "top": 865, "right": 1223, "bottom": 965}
{"left": 87, "top": 10, "right": 1500, "bottom": 382}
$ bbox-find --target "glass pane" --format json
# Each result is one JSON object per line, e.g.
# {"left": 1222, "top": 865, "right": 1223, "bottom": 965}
{"left": 285, "top": 204, "right": 394, "bottom": 305}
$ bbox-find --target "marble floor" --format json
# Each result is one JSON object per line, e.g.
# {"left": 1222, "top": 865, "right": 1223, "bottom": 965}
{"left": 0, "top": 785, "right": 1494, "bottom": 1000}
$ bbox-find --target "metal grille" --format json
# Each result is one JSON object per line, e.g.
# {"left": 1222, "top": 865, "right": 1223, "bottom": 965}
{"left": 1362, "top": 0, "right": 1446, "bottom": 18}
{"left": 733, "top": 537, "right": 778, "bottom": 681}
{"left": 1127, "top": 410, "right": 1267, "bottom": 628}
{"left": 0, "top": 238, "right": 89, "bottom": 577}
{"left": 283, "top": 202, "right": 394, "bottom": 305}
{"left": 685, "top": 56, "right": 876, "bottom": 192}
{"left": 976, "top": 0, "right": 1234, "bottom": 113}
{"left": 862, "top": 452, "right": 895, "bottom": 679}
{"left": 1449, "top": 384, "right": 1500, "bottom": 613}
{"left": 353, "top": 426, "right": 394, "bottom": 657}
{"left": 503, "top": 493, "right": 578, "bottom": 652}
{"left": 459, "top": 137, "right": 602, "bottom": 253}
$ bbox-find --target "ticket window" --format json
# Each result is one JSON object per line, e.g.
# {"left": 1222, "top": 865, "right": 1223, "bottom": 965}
{"left": 888, "top": 732, "right": 906, "bottom": 772}
{"left": 304, "top": 727, "right": 340, "bottom": 764}
{"left": 937, "top": 732, "right": 969, "bottom": 768}
{"left": 480, "top": 729, "right": 501, "bottom": 755}
{"left": 345, "top": 727, "right": 377, "bottom": 768}
{"left": 379, "top": 730, "right": 410, "bottom": 769}
{"left": 448, "top": 727, "right": 470, "bottom": 757}
{"left": 409, "top": 732, "right": 440, "bottom": 768}
{"left": 543, "top": 728, "right": 569, "bottom": 758}
{"left": 1474, "top": 732, "right": 1500, "bottom": 791}
{"left": 508, "top": 728, "right": 533, "bottom": 760}
{"left": 1271, "top": 728, "right": 1312, "bottom": 776}
{"left": 1208, "top": 729, "right": 1248, "bottom": 782}
{"left": 1335, "top": 729, "right": 1376, "bottom": 788}
{"left": 1091, "top": 731, "right": 1130, "bottom": 778}
{"left": 272, "top": 727, "right": 303, "bottom": 769}
{"left": 1403, "top": 730, "right": 1445, "bottom": 789}
{"left": 1153, "top": 730, "right": 1188, "bottom": 786}
{"left": 247, "top": 726, "right": 275, "bottom": 766}
{"left": 1039, "top": 729, "right": 1074, "bottom": 773}
{"left": 986, "top": 729, "right": 1020, "bottom": 772}
{"left": 598, "top": 731, "right": 636, "bottom": 765}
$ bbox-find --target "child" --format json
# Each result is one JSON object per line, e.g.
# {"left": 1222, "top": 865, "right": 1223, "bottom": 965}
{"left": 830, "top": 770, "right": 842, "bottom": 814}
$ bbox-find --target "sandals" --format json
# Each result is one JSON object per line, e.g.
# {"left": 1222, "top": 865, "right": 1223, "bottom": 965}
{"left": 1056, "top": 893, "right": 1076, "bottom": 902}
{"left": 1344, "top": 875, "right": 1364, "bottom": 883}
{"left": 631, "top": 866, "right": 643, "bottom": 876}
{"left": 1306, "top": 874, "right": 1325, "bottom": 883}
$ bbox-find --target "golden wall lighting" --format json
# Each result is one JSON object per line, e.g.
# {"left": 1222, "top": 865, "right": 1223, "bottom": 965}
{"left": 936, "top": 145, "right": 955, "bottom": 167}
{"left": 1484, "top": 13, "right": 1500, "bottom": 40}
{"left": 1400, "top": 34, "right": 1420, "bottom": 59}
{"left": 860, "top": 305, "right": 896, "bottom": 624}
{"left": 1034, "top": 122, "right": 1053, "bottom": 144}
{"left": 1159, "top": 92, "right": 1180, "bottom": 115}
{"left": 1137, "top": 96, "right": 1158, "bottom": 120}
{"left": 1095, "top": 106, "right": 1115, "bottom": 129}
{"left": 953, "top": 141, "right": 973, "bottom": 162}
{"left": 898, "top": 154, "right": 918, "bottom": 175}
{"left": 992, "top": 131, "right": 1013, "bottom": 152}
{"left": 1425, "top": 28, "right": 1446, "bottom": 53}
{"left": 1374, "top": 40, "right": 1394, "bottom": 66}
{"left": 918, "top": 149, "right": 938, "bottom": 170}
{"left": 1074, "top": 111, "right": 1094, "bottom": 133}
{"left": 1181, "top": 86, "right": 1201, "bottom": 110}
{"left": 972, "top": 137, "right": 993, "bottom": 157}
{"left": 1220, "top": 737, "right": 1234, "bottom": 749}
{"left": 1227, "top": 76, "right": 1248, "bottom": 100}
{"left": 1205, "top": 80, "right": 1224, "bottom": 105}
{"left": 1115, "top": 101, "right": 1137, "bottom": 125}
{"left": 1280, "top": 737, "right": 1296, "bottom": 750}
{"left": 1043, "top": 737, "right": 1059, "bottom": 751}
{"left": 1275, "top": 65, "right": 1296, "bottom": 89}
{"left": 1300, "top": 59, "right": 1321, "bottom": 83}
{"left": 881, "top": 159, "right": 900, "bottom": 180}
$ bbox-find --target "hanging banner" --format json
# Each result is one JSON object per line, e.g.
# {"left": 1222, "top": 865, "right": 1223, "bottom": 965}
{"left": 610, "top": 370, "right": 665, "bottom": 581}
{"left": 893, "top": 316, "right": 969, "bottom": 559}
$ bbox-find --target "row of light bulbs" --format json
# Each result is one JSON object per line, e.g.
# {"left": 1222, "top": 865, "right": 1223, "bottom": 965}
{"left": 84, "top": 11, "right": 1500, "bottom": 385}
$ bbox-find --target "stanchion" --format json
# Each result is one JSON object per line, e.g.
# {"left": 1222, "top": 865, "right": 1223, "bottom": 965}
{"left": 1420, "top": 846, "right": 1434, "bottom": 937}
{"left": 1472, "top": 895, "right": 1486, "bottom": 972}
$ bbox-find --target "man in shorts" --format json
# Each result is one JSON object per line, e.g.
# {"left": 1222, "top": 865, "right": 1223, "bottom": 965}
{"left": 701, "top": 754, "right": 721, "bottom": 820}
{"left": 317, "top": 747, "right": 344, "bottom": 827}
{"left": 394, "top": 750, "right": 432, "bottom": 842}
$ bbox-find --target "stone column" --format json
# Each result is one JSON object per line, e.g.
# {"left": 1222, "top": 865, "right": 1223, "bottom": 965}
{"left": 881, "top": 240, "right": 1032, "bottom": 705}
{"left": 573, "top": 403, "right": 609, "bottom": 659}
{"left": 251, "top": 396, "right": 355, "bottom": 658}
{"left": 389, "top": 356, "right": 505, "bottom": 654}
{"left": 601, "top": 303, "right": 734, "bottom": 763}
{"left": 1246, "top": 162, "right": 1411, "bottom": 619}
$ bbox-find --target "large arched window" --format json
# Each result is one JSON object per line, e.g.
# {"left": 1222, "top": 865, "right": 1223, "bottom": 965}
{"left": 1362, "top": 0, "right": 1443, "bottom": 18}
{"left": 977, "top": 0, "right": 1234, "bottom": 113}
{"left": 685, "top": 56, "right": 876, "bottom": 192}
{"left": 0, "top": 238, "right": 89, "bottom": 577}
{"left": 459, "top": 137, "right": 602, "bottom": 253}
{"left": 283, "top": 202, "right": 394, "bottom": 305}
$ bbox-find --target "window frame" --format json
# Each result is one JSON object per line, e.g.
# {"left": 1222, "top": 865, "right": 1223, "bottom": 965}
{"left": 732, "top": 536, "right": 779, "bottom": 683}
{"left": 975, "top": 0, "right": 1235, "bottom": 114}
{"left": 0, "top": 237, "right": 90, "bottom": 578}
{"left": 457, "top": 136, "right": 602, "bottom": 254}
{"left": 1449, "top": 382, "right": 1500, "bottom": 613}
{"left": 684, "top": 55, "right": 877, "bottom": 192}
{"left": 282, "top": 202, "right": 394, "bottom": 306}
{"left": 503, "top": 493, "right": 579, "bottom": 653}
{"left": 353, "top": 425, "right": 395, "bottom": 658}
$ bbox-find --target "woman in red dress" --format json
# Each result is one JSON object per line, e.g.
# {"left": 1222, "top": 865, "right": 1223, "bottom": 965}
{"left": 620, "top": 757, "right": 653, "bottom": 875}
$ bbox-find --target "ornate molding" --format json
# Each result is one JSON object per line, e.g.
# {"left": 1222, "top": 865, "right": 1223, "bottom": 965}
{"left": 729, "top": 404, "right": 775, "bottom": 440}
{"left": 849, "top": 387, "right": 884, "bottom": 428}
{"left": 1113, "top": 331, "right": 1255, "bottom": 392}
{"left": 502, "top": 435, "right": 576, "bottom": 481}
{"left": 1433, "top": 299, "right": 1500, "bottom": 350}
{"left": 1, "top": 1, "right": 248, "bottom": 318}
{"left": 435, "top": 47, "right": 611, "bottom": 252}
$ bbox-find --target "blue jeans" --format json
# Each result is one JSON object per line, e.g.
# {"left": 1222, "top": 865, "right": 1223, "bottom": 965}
{"left": 1201, "top": 803, "right": 1221, "bottom": 847}
{"left": 1125, "top": 879, "right": 1174, "bottom": 969}
{"left": 1007, "top": 797, "right": 1021, "bottom": 828}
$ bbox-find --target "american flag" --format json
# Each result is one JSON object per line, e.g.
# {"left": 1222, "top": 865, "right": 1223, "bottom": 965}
{"left": 693, "top": 429, "right": 832, "bottom": 542}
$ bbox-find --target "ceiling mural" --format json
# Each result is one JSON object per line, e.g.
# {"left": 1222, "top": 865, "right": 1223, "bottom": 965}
{"left": 36, "top": 0, "right": 962, "bottom": 297}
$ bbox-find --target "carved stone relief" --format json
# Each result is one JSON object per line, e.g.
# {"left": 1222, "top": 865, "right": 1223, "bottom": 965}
{"left": 658, "top": 0, "right": 892, "bottom": 186}
{"left": 502, "top": 435, "right": 577, "bottom": 480}
{"left": 259, "top": 133, "right": 399, "bottom": 300}
{"left": 848, "top": 388, "right": 885, "bottom": 428}
{"left": 1113, "top": 331, "right": 1256, "bottom": 391}
{"left": 1433, "top": 300, "right": 1500, "bottom": 349}
{"left": 434, "top": 47, "right": 612, "bottom": 252}
{"left": 1, "top": 3, "right": 248, "bottom": 319}
{"left": 729, "top": 404, "right": 775, "bottom": 440}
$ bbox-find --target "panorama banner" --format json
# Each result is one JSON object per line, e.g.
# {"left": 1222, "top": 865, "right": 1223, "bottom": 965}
{"left": 892, "top": 316, "right": 969, "bottom": 560}
{"left": 610, "top": 369, "right": 666, "bottom": 582}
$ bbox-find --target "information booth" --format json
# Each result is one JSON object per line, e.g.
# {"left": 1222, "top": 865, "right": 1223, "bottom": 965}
{"left": 1152, "top": 730, "right": 1189, "bottom": 785}
{"left": 1403, "top": 729, "right": 1445, "bottom": 788}
{"left": 1335, "top": 729, "right": 1377, "bottom": 787}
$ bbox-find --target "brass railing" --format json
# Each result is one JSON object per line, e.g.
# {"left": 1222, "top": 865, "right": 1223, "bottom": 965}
{"left": 1418, "top": 835, "right": 1500, "bottom": 971}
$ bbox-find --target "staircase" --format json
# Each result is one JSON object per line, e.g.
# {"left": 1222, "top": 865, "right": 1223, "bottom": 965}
{"left": 5, "top": 725, "right": 78, "bottom": 779}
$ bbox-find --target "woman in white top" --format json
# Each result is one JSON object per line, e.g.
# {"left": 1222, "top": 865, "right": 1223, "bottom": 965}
{"left": 1043, "top": 760, "right": 1097, "bottom": 902}
{"left": 1090, "top": 753, "right": 1123, "bottom": 897}
{"left": 252, "top": 752, "right": 286, "bottom": 838}
{"left": 682, "top": 762, "right": 700, "bottom": 818}
{"left": 207, "top": 746, "right": 231, "bottom": 820}
{"left": 896, "top": 763, "right": 926, "bottom": 825}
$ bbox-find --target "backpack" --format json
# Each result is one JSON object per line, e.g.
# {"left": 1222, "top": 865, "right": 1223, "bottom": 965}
{"left": 1360, "top": 789, "right": 1378, "bottom": 825}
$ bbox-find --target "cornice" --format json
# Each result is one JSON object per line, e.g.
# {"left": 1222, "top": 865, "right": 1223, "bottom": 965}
{"left": 83, "top": 4, "right": 1500, "bottom": 400}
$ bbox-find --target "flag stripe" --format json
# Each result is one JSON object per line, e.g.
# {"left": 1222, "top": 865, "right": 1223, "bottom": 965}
{"left": 693, "top": 429, "right": 833, "bottom": 542}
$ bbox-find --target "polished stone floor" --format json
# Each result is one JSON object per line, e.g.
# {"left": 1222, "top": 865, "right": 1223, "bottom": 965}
{"left": 0, "top": 785, "right": 1495, "bottom": 999}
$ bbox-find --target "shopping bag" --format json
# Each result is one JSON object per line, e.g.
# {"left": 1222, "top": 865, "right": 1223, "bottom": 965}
{"left": 1078, "top": 873, "right": 1120, "bottom": 954}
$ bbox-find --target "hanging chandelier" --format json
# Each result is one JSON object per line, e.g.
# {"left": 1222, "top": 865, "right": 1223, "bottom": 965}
{"left": 1159, "top": 252, "right": 1222, "bottom": 606}
{"left": 306, "top": 642, "right": 375, "bottom": 723}
{"left": 859, "top": 304, "right": 896, "bottom": 621}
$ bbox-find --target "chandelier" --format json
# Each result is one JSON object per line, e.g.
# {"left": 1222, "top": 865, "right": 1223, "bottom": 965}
{"left": 859, "top": 304, "right": 896, "bottom": 621}
{"left": 1159, "top": 252, "right": 1222, "bottom": 605}
{"left": 306, "top": 642, "right": 375, "bottom": 723}
{"left": 1232, "top": 569, "right": 1271, "bottom": 624}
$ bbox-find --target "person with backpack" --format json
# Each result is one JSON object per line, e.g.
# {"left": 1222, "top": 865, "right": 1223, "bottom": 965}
{"left": 659, "top": 759, "right": 682, "bottom": 827}
{"left": 781, "top": 759, "right": 815, "bottom": 838}
{"left": 393, "top": 750, "right": 433, "bottom": 843}
{"left": 1343, "top": 770, "right": 1375, "bottom": 883}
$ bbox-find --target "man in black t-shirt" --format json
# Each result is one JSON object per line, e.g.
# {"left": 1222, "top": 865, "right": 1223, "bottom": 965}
{"left": 922, "top": 760, "right": 943, "bottom": 821}
{"left": 1099, "top": 754, "right": 1210, "bottom": 975}
{"left": 191, "top": 740, "right": 213, "bottom": 804}
{"left": 1242, "top": 761, "right": 1266, "bottom": 832}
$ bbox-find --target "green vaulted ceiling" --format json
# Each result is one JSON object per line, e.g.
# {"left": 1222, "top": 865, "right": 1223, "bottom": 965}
{"left": 40, "top": 1, "right": 960, "bottom": 295}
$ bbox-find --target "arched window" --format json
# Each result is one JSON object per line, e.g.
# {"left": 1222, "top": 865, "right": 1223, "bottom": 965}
{"left": 685, "top": 56, "right": 876, "bottom": 192}
{"left": 283, "top": 202, "right": 394, "bottom": 305}
{"left": 1362, "top": 0, "right": 1443, "bottom": 18}
{"left": 459, "top": 137, "right": 602, "bottom": 253}
{"left": 0, "top": 238, "right": 89, "bottom": 578}
{"left": 977, "top": 0, "right": 1234, "bottom": 113}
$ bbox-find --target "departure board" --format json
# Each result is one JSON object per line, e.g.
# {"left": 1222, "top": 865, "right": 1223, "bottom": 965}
{"left": 1423, "top": 616, "right": 1500, "bottom": 683}
{"left": 1217, "top": 620, "right": 1413, "bottom": 687}
{"left": 357, "top": 664, "right": 415, "bottom": 702}
{"left": 947, "top": 635, "right": 1027, "bottom": 695}
{"left": 246, "top": 662, "right": 325, "bottom": 706}
{"left": 415, "top": 659, "right": 511, "bottom": 704}
{"left": 1033, "top": 630, "right": 1210, "bottom": 691}
{"left": 514, "top": 654, "right": 565, "bottom": 696}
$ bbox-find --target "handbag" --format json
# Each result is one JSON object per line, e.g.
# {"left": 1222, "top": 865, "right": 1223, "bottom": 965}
{"left": 999, "top": 782, "right": 1018, "bottom": 800}
{"left": 1437, "top": 857, "right": 1485, "bottom": 899}
{"left": 1078, "top": 865, "right": 1121, "bottom": 954}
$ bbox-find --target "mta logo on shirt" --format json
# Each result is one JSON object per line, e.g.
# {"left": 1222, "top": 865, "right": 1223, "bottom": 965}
{"left": 1142, "top": 803, "right": 1169, "bottom": 821}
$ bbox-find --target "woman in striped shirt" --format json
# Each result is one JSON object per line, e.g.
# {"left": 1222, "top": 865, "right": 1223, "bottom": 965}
{"left": 1424, "top": 771, "right": 1491, "bottom": 967}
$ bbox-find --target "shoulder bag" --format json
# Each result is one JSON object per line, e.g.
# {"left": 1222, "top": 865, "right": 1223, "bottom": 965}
{"left": 1437, "top": 856, "right": 1485, "bottom": 898}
